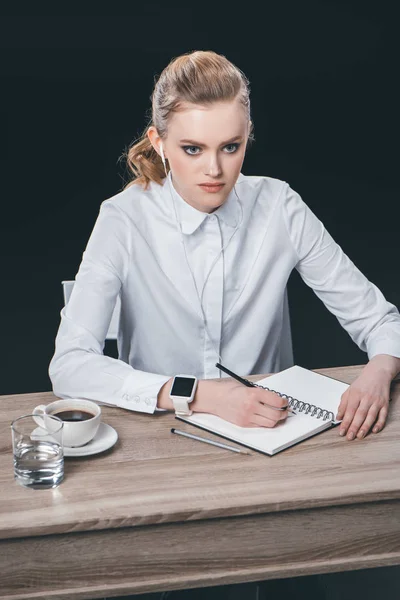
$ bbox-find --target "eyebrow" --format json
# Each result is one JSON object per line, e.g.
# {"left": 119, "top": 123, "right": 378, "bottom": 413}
{"left": 179, "top": 135, "right": 243, "bottom": 146}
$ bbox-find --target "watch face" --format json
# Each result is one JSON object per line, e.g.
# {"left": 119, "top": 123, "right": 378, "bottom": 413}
{"left": 171, "top": 376, "right": 196, "bottom": 398}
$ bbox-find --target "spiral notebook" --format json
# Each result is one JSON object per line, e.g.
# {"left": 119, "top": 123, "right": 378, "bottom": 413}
{"left": 176, "top": 365, "right": 349, "bottom": 455}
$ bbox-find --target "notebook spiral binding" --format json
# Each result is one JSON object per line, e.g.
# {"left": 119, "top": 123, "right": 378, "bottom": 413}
{"left": 250, "top": 381, "right": 335, "bottom": 422}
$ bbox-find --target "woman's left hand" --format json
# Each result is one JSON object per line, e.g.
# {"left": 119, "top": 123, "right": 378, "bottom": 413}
{"left": 336, "top": 354, "right": 400, "bottom": 440}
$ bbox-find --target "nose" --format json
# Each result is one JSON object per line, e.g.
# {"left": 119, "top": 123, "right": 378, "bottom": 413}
{"left": 204, "top": 153, "right": 222, "bottom": 178}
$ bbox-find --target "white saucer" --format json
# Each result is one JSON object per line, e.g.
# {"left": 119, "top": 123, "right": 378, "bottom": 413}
{"left": 63, "top": 423, "right": 118, "bottom": 457}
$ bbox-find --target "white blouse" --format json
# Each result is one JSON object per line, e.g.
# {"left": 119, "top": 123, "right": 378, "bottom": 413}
{"left": 48, "top": 171, "right": 400, "bottom": 414}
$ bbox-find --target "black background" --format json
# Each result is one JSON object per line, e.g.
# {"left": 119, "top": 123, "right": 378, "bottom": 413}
{"left": 1, "top": 6, "right": 399, "bottom": 395}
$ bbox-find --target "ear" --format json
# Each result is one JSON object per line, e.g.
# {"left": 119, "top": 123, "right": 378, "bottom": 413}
{"left": 147, "top": 126, "right": 164, "bottom": 157}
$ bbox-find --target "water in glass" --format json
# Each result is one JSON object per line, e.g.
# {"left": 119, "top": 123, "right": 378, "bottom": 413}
{"left": 14, "top": 440, "right": 64, "bottom": 489}
{"left": 11, "top": 414, "right": 64, "bottom": 489}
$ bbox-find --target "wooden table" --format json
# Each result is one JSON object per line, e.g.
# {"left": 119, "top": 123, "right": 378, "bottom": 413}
{"left": 1, "top": 365, "right": 400, "bottom": 600}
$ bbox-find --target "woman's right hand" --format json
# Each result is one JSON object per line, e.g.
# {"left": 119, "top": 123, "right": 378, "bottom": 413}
{"left": 195, "top": 378, "right": 291, "bottom": 428}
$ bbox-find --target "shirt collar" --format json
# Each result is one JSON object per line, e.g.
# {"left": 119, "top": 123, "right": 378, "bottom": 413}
{"left": 162, "top": 170, "right": 242, "bottom": 235}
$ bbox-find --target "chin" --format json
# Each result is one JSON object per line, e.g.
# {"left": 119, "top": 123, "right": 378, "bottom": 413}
{"left": 202, "top": 198, "right": 225, "bottom": 211}
{"left": 193, "top": 187, "right": 231, "bottom": 212}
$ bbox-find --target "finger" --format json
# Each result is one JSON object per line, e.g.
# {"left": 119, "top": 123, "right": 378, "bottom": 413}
{"left": 339, "top": 400, "right": 359, "bottom": 438}
{"left": 258, "top": 390, "right": 289, "bottom": 411}
{"left": 248, "top": 413, "right": 283, "bottom": 428}
{"left": 355, "top": 405, "right": 380, "bottom": 439}
{"left": 343, "top": 401, "right": 372, "bottom": 440}
{"left": 336, "top": 389, "right": 349, "bottom": 421}
{"left": 238, "top": 395, "right": 286, "bottom": 427}
{"left": 254, "top": 401, "right": 290, "bottom": 424}
{"left": 372, "top": 405, "right": 389, "bottom": 433}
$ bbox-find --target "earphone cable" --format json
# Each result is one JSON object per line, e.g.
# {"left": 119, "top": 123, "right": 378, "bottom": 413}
{"left": 164, "top": 169, "right": 243, "bottom": 367}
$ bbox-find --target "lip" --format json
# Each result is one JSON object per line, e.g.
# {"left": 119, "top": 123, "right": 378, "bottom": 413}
{"left": 198, "top": 183, "right": 225, "bottom": 193}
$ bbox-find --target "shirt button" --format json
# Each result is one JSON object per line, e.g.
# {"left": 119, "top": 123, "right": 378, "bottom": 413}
{"left": 134, "top": 396, "right": 140, "bottom": 403}
{"left": 145, "top": 398, "right": 151, "bottom": 405}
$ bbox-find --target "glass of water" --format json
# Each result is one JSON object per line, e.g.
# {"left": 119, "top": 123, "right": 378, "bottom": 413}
{"left": 11, "top": 414, "right": 64, "bottom": 489}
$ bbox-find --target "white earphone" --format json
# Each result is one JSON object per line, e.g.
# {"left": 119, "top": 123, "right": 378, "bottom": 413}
{"left": 160, "top": 142, "right": 167, "bottom": 170}
{"left": 158, "top": 141, "right": 244, "bottom": 365}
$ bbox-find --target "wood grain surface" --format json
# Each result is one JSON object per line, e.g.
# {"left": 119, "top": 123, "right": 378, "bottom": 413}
{"left": 1, "top": 365, "right": 399, "bottom": 599}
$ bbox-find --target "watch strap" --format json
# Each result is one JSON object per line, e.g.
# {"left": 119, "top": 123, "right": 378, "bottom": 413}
{"left": 172, "top": 397, "right": 193, "bottom": 416}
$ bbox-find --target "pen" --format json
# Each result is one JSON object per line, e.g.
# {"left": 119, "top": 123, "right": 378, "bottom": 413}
{"left": 171, "top": 428, "right": 251, "bottom": 455}
{"left": 215, "top": 362, "right": 296, "bottom": 415}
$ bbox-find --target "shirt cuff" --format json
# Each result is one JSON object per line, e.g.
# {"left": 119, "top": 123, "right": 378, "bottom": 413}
{"left": 366, "top": 323, "right": 400, "bottom": 360}
{"left": 367, "top": 341, "right": 400, "bottom": 361}
{"left": 118, "top": 370, "right": 172, "bottom": 414}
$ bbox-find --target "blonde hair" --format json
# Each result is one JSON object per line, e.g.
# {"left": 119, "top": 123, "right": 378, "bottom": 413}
{"left": 120, "top": 50, "right": 254, "bottom": 190}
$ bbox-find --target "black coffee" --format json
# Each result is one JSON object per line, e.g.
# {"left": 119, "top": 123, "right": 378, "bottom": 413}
{"left": 53, "top": 409, "right": 95, "bottom": 422}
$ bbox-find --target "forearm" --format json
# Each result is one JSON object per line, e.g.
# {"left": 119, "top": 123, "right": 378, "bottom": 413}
{"left": 157, "top": 377, "right": 224, "bottom": 413}
{"left": 367, "top": 353, "right": 400, "bottom": 380}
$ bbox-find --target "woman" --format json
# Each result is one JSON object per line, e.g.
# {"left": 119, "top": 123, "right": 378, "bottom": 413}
{"left": 49, "top": 50, "right": 400, "bottom": 443}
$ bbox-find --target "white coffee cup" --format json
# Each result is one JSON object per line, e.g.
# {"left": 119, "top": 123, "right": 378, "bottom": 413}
{"left": 33, "top": 399, "right": 101, "bottom": 447}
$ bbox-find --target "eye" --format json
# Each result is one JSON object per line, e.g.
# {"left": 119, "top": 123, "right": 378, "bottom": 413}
{"left": 224, "top": 143, "right": 241, "bottom": 153}
{"left": 182, "top": 146, "right": 201, "bottom": 155}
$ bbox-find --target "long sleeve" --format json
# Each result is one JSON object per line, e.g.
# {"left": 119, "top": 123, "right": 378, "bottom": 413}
{"left": 282, "top": 184, "right": 400, "bottom": 359}
{"left": 48, "top": 200, "right": 170, "bottom": 413}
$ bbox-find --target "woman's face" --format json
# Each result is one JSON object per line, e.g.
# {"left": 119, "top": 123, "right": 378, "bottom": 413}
{"left": 150, "top": 99, "right": 250, "bottom": 213}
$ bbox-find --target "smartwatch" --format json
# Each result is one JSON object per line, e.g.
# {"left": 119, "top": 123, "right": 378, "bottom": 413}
{"left": 169, "top": 374, "right": 198, "bottom": 416}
